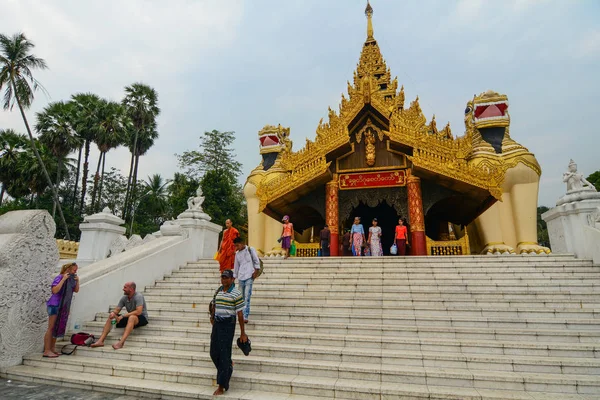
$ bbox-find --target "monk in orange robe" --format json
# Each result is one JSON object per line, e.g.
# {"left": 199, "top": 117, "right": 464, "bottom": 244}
{"left": 218, "top": 219, "right": 239, "bottom": 272}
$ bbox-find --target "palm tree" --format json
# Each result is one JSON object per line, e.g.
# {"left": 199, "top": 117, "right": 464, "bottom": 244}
{"left": 71, "top": 92, "right": 101, "bottom": 213}
{"left": 121, "top": 83, "right": 160, "bottom": 221}
{"left": 36, "top": 101, "right": 82, "bottom": 217}
{"left": 90, "top": 99, "right": 129, "bottom": 211}
{"left": 0, "top": 128, "right": 29, "bottom": 203}
{"left": 130, "top": 173, "right": 170, "bottom": 234}
{"left": 0, "top": 32, "right": 70, "bottom": 238}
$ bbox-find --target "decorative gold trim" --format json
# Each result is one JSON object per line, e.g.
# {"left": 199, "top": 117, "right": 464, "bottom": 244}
{"left": 426, "top": 232, "right": 470, "bottom": 256}
{"left": 294, "top": 242, "right": 321, "bottom": 257}
{"left": 338, "top": 165, "right": 404, "bottom": 174}
{"left": 56, "top": 239, "right": 79, "bottom": 259}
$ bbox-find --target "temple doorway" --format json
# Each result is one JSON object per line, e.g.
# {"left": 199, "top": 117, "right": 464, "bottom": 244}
{"left": 343, "top": 200, "right": 398, "bottom": 255}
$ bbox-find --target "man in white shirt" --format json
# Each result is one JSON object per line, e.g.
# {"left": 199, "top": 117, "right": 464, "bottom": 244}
{"left": 233, "top": 237, "right": 261, "bottom": 323}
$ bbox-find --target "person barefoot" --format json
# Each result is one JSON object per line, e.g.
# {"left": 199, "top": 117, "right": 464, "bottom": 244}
{"left": 44, "top": 263, "right": 80, "bottom": 358}
{"left": 91, "top": 282, "right": 148, "bottom": 350}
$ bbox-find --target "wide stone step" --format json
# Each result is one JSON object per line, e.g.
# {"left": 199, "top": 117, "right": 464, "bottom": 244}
{"left": 138, "top": 303, "right": 600, "bottom": 320}
{"left": 15, "top": 363, "right": 592, "bottom": 400}
{"left": 120, "top": 307, "right": 600, "bottom": 330}
{"left": 153, "top": 281, "right": 600, "bottom": 293}
{"left": 90, "top": 316, "right": 600, "bottom": 348}
{"left": 143, "top": 286, "right": 600, "bottom": 301}
{"left": 60, "top": 332, "right": 600, "bottom": 374}
{"left": 162, "top": 276, "right": 600, "bottom": 286}
{"left": 4, "top": 364, "right": 340, "bottom": 400}
{"left": 20, "top": 351, "right": 600, "bottom": 395}
{"left": 181, "top": 265, "right": 598, "bottom": 274}
{"left": 142, "top": 293, "right": 600, "bottom": 309}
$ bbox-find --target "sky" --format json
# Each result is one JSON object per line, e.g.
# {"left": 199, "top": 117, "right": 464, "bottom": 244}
{"left": 1, "top": 0, "right": 599, "bottom": 207}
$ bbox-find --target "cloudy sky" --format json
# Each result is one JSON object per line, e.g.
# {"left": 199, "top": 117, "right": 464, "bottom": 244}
{"left": 1, "top": 0, "right": 599, "bottom": 207}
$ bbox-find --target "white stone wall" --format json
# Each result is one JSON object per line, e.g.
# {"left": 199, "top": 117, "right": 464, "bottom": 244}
{"left": 0, "top": 210, "right": 59, "bottom": 369}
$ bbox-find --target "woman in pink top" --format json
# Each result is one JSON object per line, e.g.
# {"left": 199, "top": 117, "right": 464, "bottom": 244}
{"left": 395, "top": 218, "right": 409, "bottom": 256}
{"left": 280, "top": 215, "right": 295, "bottom": 259}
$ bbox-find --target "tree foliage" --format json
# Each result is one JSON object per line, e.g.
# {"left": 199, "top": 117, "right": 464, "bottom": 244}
{"left": 587, "top": 171, "right": 600, "bottom": 192}
{"left": 537, "top": 206, "right": 550, "bottom": 249}
{"left": 177, "top": 130, "right": 242, "bottom": 181}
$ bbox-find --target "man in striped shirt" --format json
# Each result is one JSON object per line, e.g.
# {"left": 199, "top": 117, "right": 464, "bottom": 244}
{"left": 210, "top": 269, "right": 247, "bottom": 396}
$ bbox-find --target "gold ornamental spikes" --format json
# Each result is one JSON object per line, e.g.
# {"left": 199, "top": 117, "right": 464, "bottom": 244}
{"left": 365, "top": 1, "right": 374, "bottom": 41}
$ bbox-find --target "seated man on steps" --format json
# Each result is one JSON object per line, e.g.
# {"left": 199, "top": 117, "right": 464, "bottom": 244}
{"left": 91, "top": 281, "right": 148, "bottom": 350}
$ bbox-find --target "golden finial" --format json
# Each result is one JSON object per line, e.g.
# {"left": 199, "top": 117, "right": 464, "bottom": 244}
{"left": 365, "top": 1, "right": 374, "bottom": 40}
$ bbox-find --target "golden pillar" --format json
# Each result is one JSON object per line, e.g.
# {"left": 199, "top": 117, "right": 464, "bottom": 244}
{"left": 407, "top": 175, "right": 427, "bottom": 256}
{"left": 325, "top": 175, "right": 339, "bottom": 256}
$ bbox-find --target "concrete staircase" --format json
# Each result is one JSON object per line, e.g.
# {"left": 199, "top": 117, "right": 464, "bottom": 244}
{"left": 5, "top": 255, "right": 600, "bottom": 399}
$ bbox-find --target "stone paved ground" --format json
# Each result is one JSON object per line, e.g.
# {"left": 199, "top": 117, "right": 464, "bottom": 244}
{"left": 0, "top": 378, "right": 138, "bottom": 399}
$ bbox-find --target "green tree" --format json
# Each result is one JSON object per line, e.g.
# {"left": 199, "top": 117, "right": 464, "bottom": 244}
{"left": 131, "top": 174, "right": 170, "bottom": 236}
{"left": 71, "top": 92, "right": 101, "bottom": 213}
{"left": 200, "top": 169, "right": 244, "bottom": 228}
{"left": 121, "top": 83, "right": 160, "bottom": 223}
{"left": 177, "top": 129, "right": 246, "bottom": 231}
{"left": 177, "top": 129, "right": 242, "bottom": 181}
{"left": 91, "top": 100, "right": 129, "bottom": 212}
{"left": 587, "top": 171, "right": 600, "bottom": 192}
{"left": 0, "top": 129, "right": 30, "bottom": 202}
{"left": 0, "top": 32, "right": 71, "bottom": 238}
{"left": 537, "top": 206, "right": 550, "bottom": 249}
{"left": 167, "top": 172, "right": 200, "bottom": 219}
{"left": 36, "top": 100, "right": 82, "bottom": 217}
{"left": 96, "top": 167, "right": 128, "bottom": 216}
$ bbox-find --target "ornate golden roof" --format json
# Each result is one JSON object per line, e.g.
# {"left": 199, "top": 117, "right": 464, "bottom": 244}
{"left": 255, "top": 2, "right": 504, "bottom": 211}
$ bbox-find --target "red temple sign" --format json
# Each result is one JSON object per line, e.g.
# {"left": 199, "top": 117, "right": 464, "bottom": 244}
{"left": 339, "top": 170, "right": 407, "bottom": 190}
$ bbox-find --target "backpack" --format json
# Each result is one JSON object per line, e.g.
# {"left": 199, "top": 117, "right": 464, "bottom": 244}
{"left": 61, "top": 332, "right": 96, "bottom": 355}
{"left": 248, "top": 247, "right": 264, "bottom": 278}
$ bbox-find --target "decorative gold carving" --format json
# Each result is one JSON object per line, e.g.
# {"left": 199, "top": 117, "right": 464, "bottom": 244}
{"left": 407, "top": 176, "right": 425, "bottom": 232}
{"left": 294, "top": 242, "right": 320, "bottom": 257}
{"left": 258, "top": 124, "right": 292, "bottom": 155}
{"left": 56, "top": 239, "right": 79, "bottom": 259}
{"left": 426, "top": 231, "right": 470, "bottom": 256}
{"left": 326, "top": 175, "right": 339, "bottom": 234}
{"left": 365, "top": 131, "right": 376, "bottom": 166}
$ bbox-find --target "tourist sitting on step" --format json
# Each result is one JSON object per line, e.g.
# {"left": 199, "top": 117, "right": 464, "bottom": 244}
{"left": 233, "top": 237, "right": 261, "bottom": 323}
{"left": 210, "top": 269, "right": 248, "bottom": 396}
{"left": 44, "top": 262, "right": 80, "bottom": 358}
{"left": 90, "top": 282, "right": 148, "bottom": 350}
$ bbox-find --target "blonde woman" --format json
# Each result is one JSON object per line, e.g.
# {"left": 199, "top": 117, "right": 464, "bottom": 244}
{"left": 44, "top": 262, "right": 79, "bottom": 357}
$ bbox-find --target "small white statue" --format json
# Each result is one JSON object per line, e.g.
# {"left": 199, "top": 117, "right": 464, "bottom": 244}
{"left": 563, "top": 159, "right": 596, "bottom": 193}
{"left": 187, "top": 186, "right": 205, "bottom": 211}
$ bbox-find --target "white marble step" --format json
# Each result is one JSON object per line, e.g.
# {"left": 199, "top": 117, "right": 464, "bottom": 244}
{"left": 143, "top": 286, "right": 600, "bottom": 301}
{"left": 56, "top": 332, "right": 600, "bottom": 374}
{"left": 16, "top": 364, "right": 592, "bottom": 400}
{"left": 161, "top": 276, "right": 600, "bottom": 286}
{"left": 88, "top": 318, "right": 600, "bottom": 351}
{"left": 138, "top": 303, "right": 600, "bottom": 320}
{"left": 20, "top": 353, "right": 600, "bottom": 395}
{"left": 142, "top": 293, "right": 600, "bottom": 309}
{"left": 7, "top": 255, "right": 599, "bottom": 399}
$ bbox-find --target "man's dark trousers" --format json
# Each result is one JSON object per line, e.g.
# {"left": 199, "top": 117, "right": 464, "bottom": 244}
{"left": 210, "top": 317, "right": 236, "bottom": 391}
{"left": 321, "top": 240, "right": 330, "bottom": 256}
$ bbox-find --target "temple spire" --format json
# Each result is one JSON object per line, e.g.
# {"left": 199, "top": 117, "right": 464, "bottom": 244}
{"left": 365, "top": 1, "right": 374, "bottom": 41}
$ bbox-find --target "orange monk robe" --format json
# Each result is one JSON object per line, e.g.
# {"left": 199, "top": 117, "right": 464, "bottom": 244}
{"left": 218, "top": 227, "right": 239, "bottom": 272}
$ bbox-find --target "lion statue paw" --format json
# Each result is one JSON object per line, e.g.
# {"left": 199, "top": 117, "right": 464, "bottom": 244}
{"left": 517, "top": 244, "right": 551, "bottom": 255}
{"left": 482, "top": 244, "right": 516, "bottom": 255}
